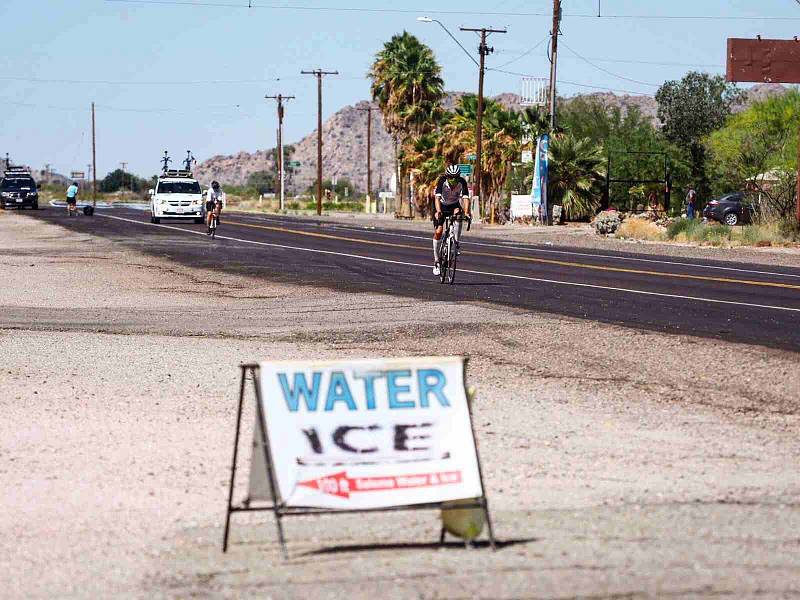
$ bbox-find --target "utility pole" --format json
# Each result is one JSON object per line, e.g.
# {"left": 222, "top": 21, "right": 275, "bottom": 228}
{"left": 266, "top": 93, "right": 295, "bottom": 211}
{"left": 301, "top": 69, "right": 338, "bottom": 216}
{"left": 121, "top": 162, "right": 128, "bottom": 194}
{"left": 460, "top": 26, "right": 507, "bottom": 223}
{"left": 358, "top": 105, "right": 375, "bottom": 211}
{"left": 44, "top": 163, "right": 50, "bottom": 185}
{"left": 91, "top": 102, "right": 97, "bottom": 208}
{"left": 4, "top": 153, "right": 9, "bottom": 170}
{"left": 548, "top": 0, "right": 562, "bottom": 131}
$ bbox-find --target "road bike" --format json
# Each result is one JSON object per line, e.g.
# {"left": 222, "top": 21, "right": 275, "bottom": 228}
{"left": 437, "top": 213, "right": 470, "bottom": 284}
{"left": 207, "top": 205, "right": 220, "bottom": 239}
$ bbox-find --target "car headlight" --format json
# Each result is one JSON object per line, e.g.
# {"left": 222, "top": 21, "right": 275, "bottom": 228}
{"left": 0, "top": 192, "right": 11, "bottom": 198}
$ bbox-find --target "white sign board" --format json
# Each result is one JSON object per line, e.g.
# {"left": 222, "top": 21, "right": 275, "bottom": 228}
{"left": 249, "top": 356, "right": 483, "bottom": 510}
{"left": 510, "top": 194, "right": 533, "bottom": 221}
{"left": 521, "top": 150, "right": 533, "bottom": 164}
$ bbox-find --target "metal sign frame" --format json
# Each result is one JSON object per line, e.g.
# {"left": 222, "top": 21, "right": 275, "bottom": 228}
{"left": 603, "top": 150, "right": 670, "bottom": 213}
{"left": 222, "top": 363, "right": 496, "bottom": 558}
{"left": 520, "top": 77, "right": 548, "bottom": 107}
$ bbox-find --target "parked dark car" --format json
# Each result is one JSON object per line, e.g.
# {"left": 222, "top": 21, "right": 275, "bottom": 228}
{"left": 702, "top": 192, "right": 753, "bottom": 226}
{"left": 0, "top": 168, "right": 39, "bottom": 210}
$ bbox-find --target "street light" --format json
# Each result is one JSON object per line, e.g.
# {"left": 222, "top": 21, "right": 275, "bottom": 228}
{"left": 417, "top": 17, "right": 480, "bottom": 67}
{"left": 418, "top": 16, "right": 505, "bottom": 221}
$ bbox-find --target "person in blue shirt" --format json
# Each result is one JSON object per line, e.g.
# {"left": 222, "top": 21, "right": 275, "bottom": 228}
{"left": 66, "top": 182, "right": 79, "bottom": 216}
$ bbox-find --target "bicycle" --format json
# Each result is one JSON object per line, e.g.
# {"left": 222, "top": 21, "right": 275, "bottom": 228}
{"left": 437, "top": 213, "right": 470, "bottom": 284}
{"left": 207, "top": 205, "right": 220, "bottom": 239}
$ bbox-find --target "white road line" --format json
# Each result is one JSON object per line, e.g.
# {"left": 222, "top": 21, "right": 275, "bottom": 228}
{"left": 230, "top": 212, "right": 800, "bottom": 281}
{"left": 99, "top": 213, "right": 800, "bottom": 314}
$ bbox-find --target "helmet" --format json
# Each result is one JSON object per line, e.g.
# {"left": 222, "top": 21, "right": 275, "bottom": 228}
{"left": 445, "top": 165, "right": 460, "bottom": 177}
{"left": 211, "top": 180, "right": 220, "bottom": 190}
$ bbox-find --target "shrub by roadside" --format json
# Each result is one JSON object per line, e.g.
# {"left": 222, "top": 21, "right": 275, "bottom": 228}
{"left": 617, "top": 216, "right": 665, "bottom": 241}
{"left": 594, "top": 211, "right": 621, "bottom": 235}
{"left": 666, "top": 218, "right": 800, "bottom": 247}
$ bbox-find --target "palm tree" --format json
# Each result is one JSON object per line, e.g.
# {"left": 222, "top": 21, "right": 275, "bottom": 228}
{"left": 547, "top": 134, "right": 606, "bottom": 220}
{"left": 369, "top": 32, "right": 444, "bottom": 215}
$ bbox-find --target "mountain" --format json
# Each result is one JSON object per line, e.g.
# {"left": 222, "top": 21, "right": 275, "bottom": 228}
{"left": 193, "top": 85, "right": 783, "bottom": 194}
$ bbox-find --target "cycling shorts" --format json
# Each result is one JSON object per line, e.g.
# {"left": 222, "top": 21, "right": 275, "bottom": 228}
{"left": 206, "top": 201, "right": 220, "bottom": 212}
{"left": 433, "top": 201, "right": 464, "bottom": 228}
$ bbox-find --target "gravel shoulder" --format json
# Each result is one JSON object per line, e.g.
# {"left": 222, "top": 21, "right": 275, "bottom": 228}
{"left": 1, "top": 211, "right": 799, "bottom": 599}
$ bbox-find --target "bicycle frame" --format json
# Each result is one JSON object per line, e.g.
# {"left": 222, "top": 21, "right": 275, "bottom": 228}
{"left": 437, "top": 214, "right": 470, "bottom": 284}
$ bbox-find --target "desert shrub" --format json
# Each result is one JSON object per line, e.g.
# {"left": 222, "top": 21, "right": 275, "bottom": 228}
{"left": 594, "top": 210, "right": 622, "bottom": 234}
{"left": 617, "top": 217, "right": 665, "bottom": 241}
{"left": 701, "top": 223, "right": 731, "bottom": 245}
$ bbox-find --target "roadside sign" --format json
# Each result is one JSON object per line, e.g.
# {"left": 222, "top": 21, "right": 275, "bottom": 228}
{"left": 70, "top": 171, "right": 85, "bottom": 179}
{"left": 288, "top": 160, "right": 301, "bottom": 168}
{"left": 378, "top": 191, "right": 394, "bottom": 200}
{"left": 223, "top": 356, "right": 494, "bottom": 555}
{"left": 510, "top": 194, "right": 533, "bottom": 221}
{"left": 466, "top": 153, "right": 477, "bottom": 162}
{"left": 521, "top": 150, "right": 533, "bottom": 164}
{"left": 458, "top": 164, "right": 472, "bottom": 177}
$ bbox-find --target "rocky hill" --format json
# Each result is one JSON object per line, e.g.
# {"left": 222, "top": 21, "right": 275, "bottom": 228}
{"left": 193, "top": 84, "right": 784, "bottom": 194}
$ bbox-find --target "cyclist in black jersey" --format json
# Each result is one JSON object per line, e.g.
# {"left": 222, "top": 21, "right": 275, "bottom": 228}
{"left": 432, "top": 165, "right": 471, "bottom": 275}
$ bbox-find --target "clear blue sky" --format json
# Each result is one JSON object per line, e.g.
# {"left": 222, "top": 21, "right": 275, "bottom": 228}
{"left": 2, "top": 0, "right": 799, "bottom": 180}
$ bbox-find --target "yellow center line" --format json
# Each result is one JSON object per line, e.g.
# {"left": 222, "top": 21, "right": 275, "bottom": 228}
{"left": 226, "top": 219, "right": 800, "bottom": 291}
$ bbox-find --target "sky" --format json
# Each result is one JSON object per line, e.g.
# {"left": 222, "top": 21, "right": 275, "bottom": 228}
{"left": 2, "top": 0, "right": 800, "bottom": 180}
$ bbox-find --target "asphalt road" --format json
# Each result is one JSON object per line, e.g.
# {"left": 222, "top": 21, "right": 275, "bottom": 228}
{"left": 25, "top": 205, "right": 800, "bottom": 351}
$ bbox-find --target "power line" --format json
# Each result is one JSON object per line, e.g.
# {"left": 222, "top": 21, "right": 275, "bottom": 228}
{"left": 104, "top": 0, "right": 800, "bottom": 20}
{"left": 494, "top": 35, "right": 549, "bottom": 69}
{"left": 560, "top": 41, "right": 660, "bottom": 88}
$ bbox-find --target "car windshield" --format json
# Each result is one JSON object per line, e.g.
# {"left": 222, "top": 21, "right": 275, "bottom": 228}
{"left": 1, "top": 177, "right": 35, "bottom": 191}
{"left": 157, "top": 181, "right": 201, "bottom": 194}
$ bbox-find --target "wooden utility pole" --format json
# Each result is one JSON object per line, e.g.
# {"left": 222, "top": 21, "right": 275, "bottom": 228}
{"left": 358, "top": 106, "right": 374, "bottom": 211}
{"left": 266, "top": 93, "right": 295, "bottom": 211}
{"left": 301, "top": 69, "right": 338, "bottom": 215}
{"left": 91, "top": 102, "right": 97, "bottom": 209}
{"left": 548, "top": 0, "right": 562, "bottom": 131}
{"left": 460, "top": 26, "right": 507, "bottom": 223}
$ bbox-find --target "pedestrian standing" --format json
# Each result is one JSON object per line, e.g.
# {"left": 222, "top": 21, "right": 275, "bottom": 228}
{"left": 66, "top": 181, "right": 79, "bottom": 216}
{"left": 685, "top": 185, "right": 697, "bottom": 220}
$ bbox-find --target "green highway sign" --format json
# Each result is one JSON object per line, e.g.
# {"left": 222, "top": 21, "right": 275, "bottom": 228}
{"left": 458, "top": 164, "right": 473, "bottom": 177}
{"left": 288, "top": 161, "right": 301, "bottom": 167}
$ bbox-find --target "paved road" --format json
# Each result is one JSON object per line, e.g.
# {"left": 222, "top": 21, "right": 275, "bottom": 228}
{"left": 25, "top": 205, "right": 800, "bottom": 350}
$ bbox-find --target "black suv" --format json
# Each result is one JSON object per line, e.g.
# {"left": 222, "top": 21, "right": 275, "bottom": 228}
{"left": 1, "top": 168, "right": 39, "bottom": 210}
{"left": 702, "top": 192, "right": 753, "bottom": 226}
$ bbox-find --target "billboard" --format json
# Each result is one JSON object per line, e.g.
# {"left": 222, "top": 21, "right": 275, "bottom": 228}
{"left": 727, "top": 38, "right": 800, "bottom": 83}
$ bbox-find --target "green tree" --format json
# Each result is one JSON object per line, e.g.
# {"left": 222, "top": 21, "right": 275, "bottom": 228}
{"left": 369, "top": 32, "right": 444, "bottom": 215}
{"left": 707, "top": 89, "right": 800, "bottom": 219}
{"left": 99, "top": 169, "right": 147, "bottom": 193}
{"left": 655, "top": 72, "right": 745, "bottom": 199}
{"left": 548, "top": 134, "right": 607, "bottom": 220}
{"left": 247, "top": 170, "right": 276, "bottom": 194}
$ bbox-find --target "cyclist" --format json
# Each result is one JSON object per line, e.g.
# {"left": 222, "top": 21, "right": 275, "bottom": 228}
{"left": 65, "top": 181, "right": 79, "bottom": 216}
{"left": 205, "top": 180, "right": 226, "bottom": 234}
{"left": 432, "top": 165, "right": 471, "bottom": 275}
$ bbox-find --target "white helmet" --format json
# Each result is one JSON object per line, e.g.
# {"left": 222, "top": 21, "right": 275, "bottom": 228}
{"left": 445, "top": 165, "right": 460, "bottom": 177}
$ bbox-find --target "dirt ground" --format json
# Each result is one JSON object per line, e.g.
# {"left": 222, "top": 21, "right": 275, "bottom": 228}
{"left": 1, "top": 211, "right": 799, "bottom": 599}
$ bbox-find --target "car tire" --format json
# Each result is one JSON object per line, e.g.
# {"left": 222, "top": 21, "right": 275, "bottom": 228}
{"left": 724, "top": 212, "right": 739, "bottom": 226}
{"left": 32, "top": 201, "right": 38, "bottom": 210}
{"left": 194, "top": 217, "right": 204, "bottom": 224}
{"left": 152, "top": 217, "right": 161, "bottom": 224}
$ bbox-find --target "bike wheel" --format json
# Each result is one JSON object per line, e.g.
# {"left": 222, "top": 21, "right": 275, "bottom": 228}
{"left": 447, "top": 238, "right": 458, "bottom": 284}
{"left": 438, "top": 240, "right": 448, "bottom": 284}
{"left": 211, "top": 217, "right": 217, "bottom": 239}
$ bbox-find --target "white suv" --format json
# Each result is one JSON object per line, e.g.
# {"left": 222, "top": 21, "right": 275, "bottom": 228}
{"left": 149, "top": 170, "right": 204, "bottom": 224}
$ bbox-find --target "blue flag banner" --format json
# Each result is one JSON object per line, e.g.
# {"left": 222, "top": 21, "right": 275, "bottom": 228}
{"left": 531, "top": 134, "right": 549, "bottom": 222}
